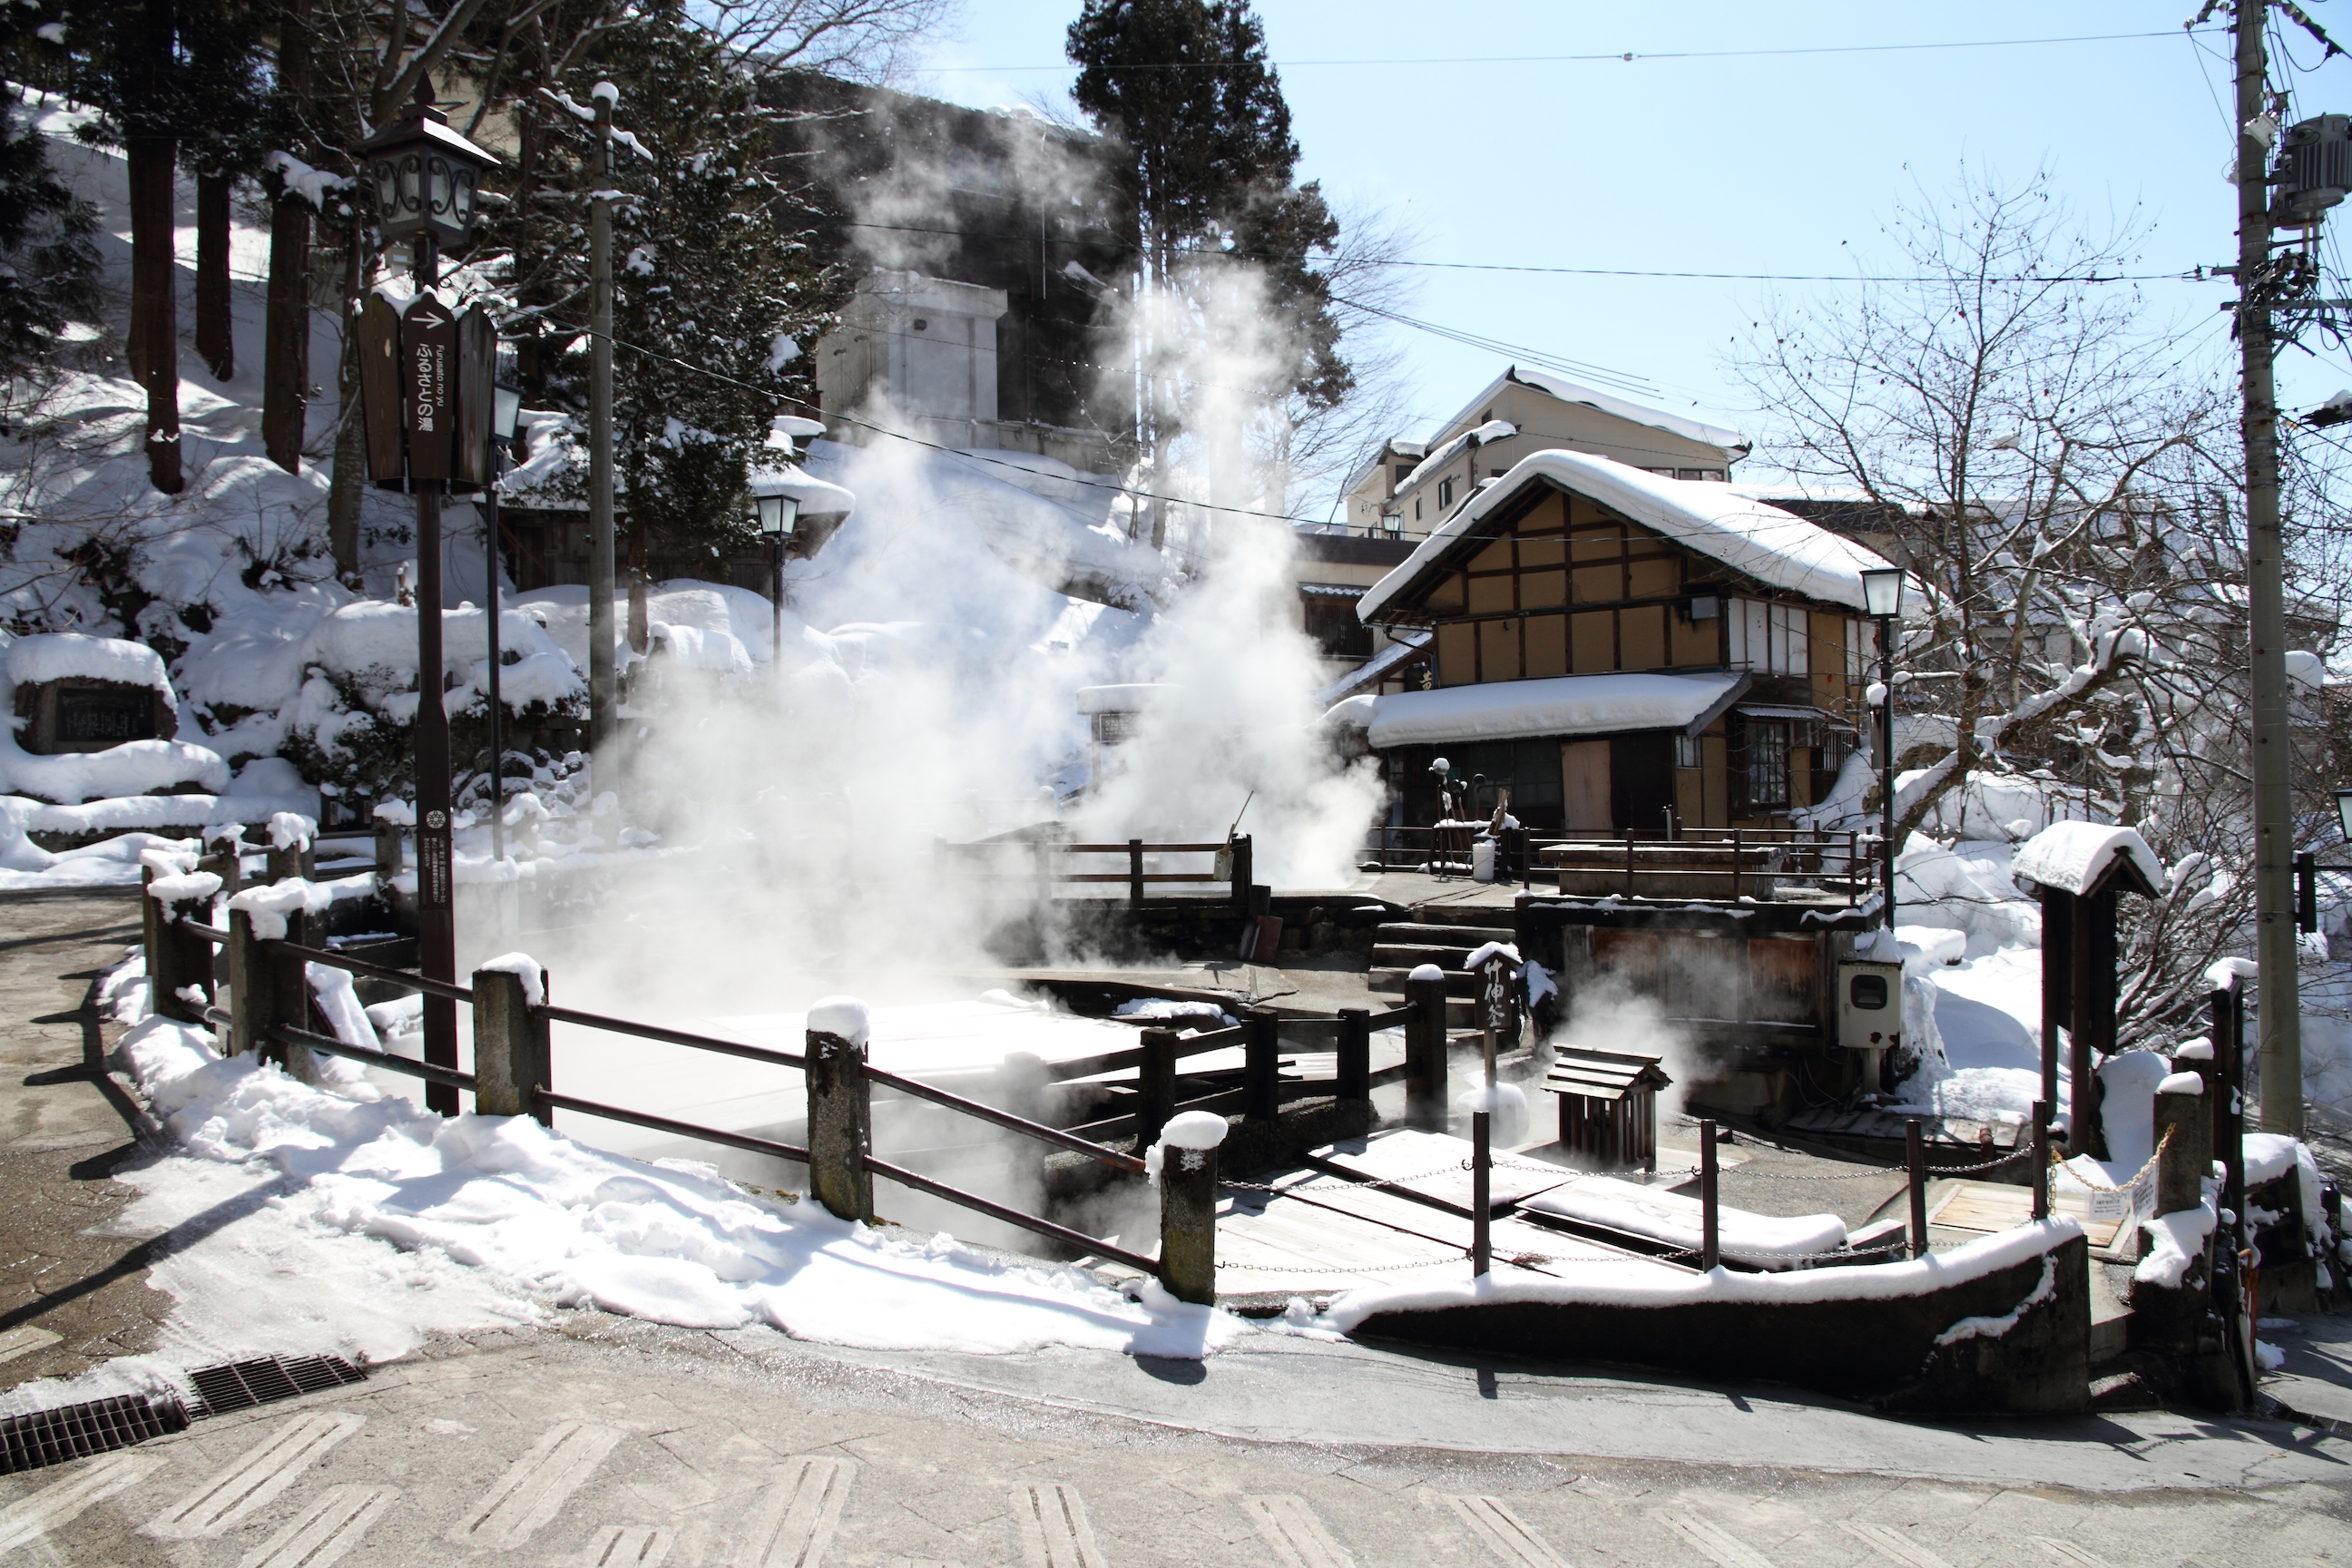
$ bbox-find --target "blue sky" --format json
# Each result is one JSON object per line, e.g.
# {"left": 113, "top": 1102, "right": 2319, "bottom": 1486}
{"left": 900, "top": 2, "right": 2352, "bottom": 502}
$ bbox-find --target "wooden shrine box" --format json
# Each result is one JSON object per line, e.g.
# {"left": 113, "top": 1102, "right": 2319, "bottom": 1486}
{"left": 13, "top": 677, "right": 174, "bottom": 754}
{"left": 1544, "top": 1043, "right": 1671, "bottom": 1173}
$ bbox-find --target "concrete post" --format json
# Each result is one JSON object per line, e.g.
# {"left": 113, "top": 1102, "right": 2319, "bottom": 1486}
{"left": 472, "top": 966, "right": 550, "bottom": 1123}
{"left": 2152, "top": 1073, "right": 2211, "bottom": 1219}
{"left": 1243, "top": 1009, "right": 1279, "bottom": 1123}
{"left": 1135, "top": 1027, "right": 1177, "bottom": 1150}
{"left": 1907, "top": 1118, "right": 1930, "bottom": 1260}
{"left": 2032, "top": 1099, "right": 2052, "bottom": 1221}
{"left": 1335, "top": 1008, "right": 1370, "bottom": 1102}
{"left": 1404, "top": 968, "right": 1450, "bottom": 1130}
{"left": 1157, "top": 1124, "right": 1223, "bottom": 1306}
{"left": 1700, "top": 1119, "right": 1720, "bottom": 1270}
{"left": 806, "top": 1029, "right": 874, "bottom": 1224}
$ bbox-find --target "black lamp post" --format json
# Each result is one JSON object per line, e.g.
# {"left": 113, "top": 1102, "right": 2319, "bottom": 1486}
{"left": 352, "top": 76, "right": 500, "bottom": 1113}
{"left": 754, "top": 487, "right": 800, "bottom": 671}
{"left": 1860, "top": 566, "right": 1906, "bottom": 935}
{"left": 485, "top": 367, "right": 524, "bottom": 867}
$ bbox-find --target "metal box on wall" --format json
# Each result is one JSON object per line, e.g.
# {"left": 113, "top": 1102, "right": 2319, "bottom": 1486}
{"left": 1836, "top": 961, "right": 1903, "bottom": 1052}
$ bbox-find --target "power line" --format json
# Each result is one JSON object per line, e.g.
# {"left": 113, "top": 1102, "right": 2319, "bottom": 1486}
{"left": 923, "top": 28, "right": 2230, "bottom": 74}
{"left": 837, "top": 220, "right": 2197, "bottom": 285}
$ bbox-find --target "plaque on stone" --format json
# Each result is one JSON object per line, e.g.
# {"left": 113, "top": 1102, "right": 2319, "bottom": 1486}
{"left": 55, "top": 685, "right": 155, "bottom": 746}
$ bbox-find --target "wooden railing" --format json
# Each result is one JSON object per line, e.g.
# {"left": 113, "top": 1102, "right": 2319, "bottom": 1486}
{"left": 1361, "top": 825, "right": 1881, "bottom": 904}
{"left": 934, "top": 832, "right": 1251, "bottom": 907}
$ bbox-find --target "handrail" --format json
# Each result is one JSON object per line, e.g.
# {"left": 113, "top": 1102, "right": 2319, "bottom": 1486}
{"left": 1367, "top": 1007, "right": 1412, "bottom": 1030}
{"left": 537, "top": 1003, "right": 807, "bottom": 1072}
{"left": 1058, "top": 872, "right": 1221, "bottom": 884}
{"left": 539, "top": 1090, "right": 811, "bottom": 1167}
{"left": 269, "top": 1021, "right": 479, "bottom": 1091}
{"left": 864, "top": 1153, "right": 1160, "bottom": 1276}
{"left": 1062, "top": 841, "right": 1225, "bottom": 854}
{"left": 275, "top": 938, "right": 475, "bottom": 1004}
{"left": 1043, "top": 1023, "right": 1247, "bottom": 1083}
{"left": 860, "top": 1062, "right": 1146, "bottom": 1174}
{"left": 175, "top": 916, "right": 228, "bottom": 944}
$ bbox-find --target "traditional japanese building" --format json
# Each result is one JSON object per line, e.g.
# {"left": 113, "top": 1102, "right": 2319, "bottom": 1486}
{"left": 1348, "top": 450, "right": 1896, "bottom": 835}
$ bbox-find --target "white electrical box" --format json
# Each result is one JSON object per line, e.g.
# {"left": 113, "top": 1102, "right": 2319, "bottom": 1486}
{"left": 1836, "top": 961, "right": 1903, "bottom": 1053}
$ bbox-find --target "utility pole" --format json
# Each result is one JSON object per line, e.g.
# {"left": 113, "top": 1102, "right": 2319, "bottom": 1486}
{"left": 587, "top": 83, "right": 619, "bottom": 769}
{"left": 2235, "top": 0, "right": 2305, "bottom": 1137}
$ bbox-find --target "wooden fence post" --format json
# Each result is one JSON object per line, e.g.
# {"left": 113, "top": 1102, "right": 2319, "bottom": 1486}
{"left": 472, "top": 965, "right": 551, "bottom": 1124}
{"left": 996, "top": 1050, "right": 1050, "bottom": 1195}
{"left": 2213, "top": 984, "right": 2245, "bottom": 1242}
{"left": 1404, "top": 967, "right": 1450, "bottom": 1130}
{"left": 1229, "top": 834, "right": 1252, "bottom": 911}
{"left": 224, "top": 908, "right": 289, "bottom": 1063}
{"left": 1336, "top": 1008, "right": 1370, "bottom": 1102}
{"left": 1906, "top": 1117, "right": 1929, "bottom": 1259}
{"left": 2031, "top": 1099, "right": 2051, "bottom": 1221}
{"left": 2152, "top": 1071, "right": 2210, "bottom": 1218}
{"left": 1129, "top": 838, "right": 1144, "bottom": 906}
{"left": 1155, "top": 1113, "right": 1226, "bottom": 1306}
{"left": 1136, "top": 1027, "right": 1177, "bottom": 1150}
{"left": 144, "top": 872, "right": 216, "bottom": 1025}
{"left": 807, "top": 1023, "right": 874, "bottom": 1224}
{"left": 1244, "top": 1009, "right": 1279, "bottom": 1123}
{"left": 1700, "top": 1118, "right": 1720, "bottom": 1270}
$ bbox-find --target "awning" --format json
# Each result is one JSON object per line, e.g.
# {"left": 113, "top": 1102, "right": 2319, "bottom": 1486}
{"left": 1298, "top": 582, "right": 1367, "bottom": 598}
{"left": 1365, "top": 671, "right": 1750, "bottom": 749}
{"left": 1734, "top": 701, "right": 1857, "bottom": 732}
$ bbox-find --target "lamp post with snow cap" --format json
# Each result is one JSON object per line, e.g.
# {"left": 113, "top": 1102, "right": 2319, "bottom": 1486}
{"left": 1860, "top": 567, "right": 1906, "bottom": 936}
{"left": 754, "top": 486, "right": 799, "bottom": 671}
{"left": 352, "top": 74, "right": 501, "bottom": 1113}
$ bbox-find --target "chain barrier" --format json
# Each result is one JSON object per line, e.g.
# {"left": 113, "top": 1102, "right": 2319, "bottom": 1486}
{"left": 2049, "top": 1127, "right": 2171, "bottom": 1191}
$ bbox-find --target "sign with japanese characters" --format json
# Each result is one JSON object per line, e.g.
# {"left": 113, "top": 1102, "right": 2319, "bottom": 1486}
{"left": 402, "top": 294, "right": 457, "bottom": 481}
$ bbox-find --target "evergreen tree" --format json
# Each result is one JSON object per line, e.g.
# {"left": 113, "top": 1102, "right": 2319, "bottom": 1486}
{"left": 474, "top": 5, "right": 842, "bottom": 583}
{"left": 0, "top": 97, "right": 103, "bottom": 387}
{"left": 1065, "top": 0, "right": 1351, "bottom": 492}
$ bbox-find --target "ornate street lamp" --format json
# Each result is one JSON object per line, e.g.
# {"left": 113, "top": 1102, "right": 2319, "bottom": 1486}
{"left": 1859, "top": 566, "right": 1906, "bottom": 935}
{"left": 754, "top": 488, "right": 800, "bottom": 671}
{"left": 351, "top": 74, "right": 502, "bottom": 1112}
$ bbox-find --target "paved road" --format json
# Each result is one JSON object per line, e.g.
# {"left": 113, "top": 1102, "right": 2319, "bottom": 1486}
{"left": 1, "top": 889, "right": 2349, "bottom": 1565}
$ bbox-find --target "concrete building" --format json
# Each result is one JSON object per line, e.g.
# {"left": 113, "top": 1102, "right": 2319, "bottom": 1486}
{"left": 1338, "top": 367, "right": 1751, "bottom": 543}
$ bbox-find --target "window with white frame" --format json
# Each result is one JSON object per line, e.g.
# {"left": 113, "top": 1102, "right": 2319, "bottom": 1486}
{"left": 1726, "top": 600, "right": 1815, "bottom": 675}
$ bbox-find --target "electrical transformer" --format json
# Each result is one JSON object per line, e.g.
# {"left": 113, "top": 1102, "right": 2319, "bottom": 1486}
{"left": 2276, "top": 114, "right": 2352, "bottom": 229}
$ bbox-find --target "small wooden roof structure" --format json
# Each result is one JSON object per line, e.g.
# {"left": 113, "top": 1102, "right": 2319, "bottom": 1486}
{"left": 1544, "top": 1043, "right": 1672, "bottom": 1102}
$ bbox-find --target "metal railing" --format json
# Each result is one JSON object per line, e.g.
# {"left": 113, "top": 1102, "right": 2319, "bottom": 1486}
{"left": 138, "top": 865, "right": 1441, "bottom": 1307}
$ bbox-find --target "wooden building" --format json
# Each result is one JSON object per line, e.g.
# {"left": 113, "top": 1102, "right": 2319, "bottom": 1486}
{"left": 1351, "top": 451, "right": 1897, "bottom": 834}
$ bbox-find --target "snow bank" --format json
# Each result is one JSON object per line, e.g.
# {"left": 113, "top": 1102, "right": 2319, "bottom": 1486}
{"left": 5, "top": 632, "right": 171, "bottom": 691}
{"left": 2136, "top": 1197, "right": 2218, "bottom": 1289}
{"left": 0, "top": 739, "right": 230, "bottom": 805}
{"left": 2010, "top": 821, "right": 2163, "bottom": 897}
{"left": 1364, "top": 671, "right": 1743, "bottom": 748}
{"left": 1319, "top": 1218, "right": 2082, "bottom": 1328}
{"left": 1359, "top": 449, "right": 1892, "bottom": 621}
{"left": 1519, "top": 1178, "right": 1847, "bottom": 1270}
{"left": 2245, "top": 1132, "right": 2299, "bottom": 1186}
{"left": 103, "top": 981, "right": 1252, "bottom": 1362}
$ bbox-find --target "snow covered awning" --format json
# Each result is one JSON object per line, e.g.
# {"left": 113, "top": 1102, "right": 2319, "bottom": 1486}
{"left": 2010, "top": 821, "right": 2162, "bottom": 899}
{"left": 1313, "top": 629, "right": 1432, "bottom": 707}
{"left": 1735, "top": 701, "right": 1857, "bottom": 732}
{"left": 1364, "top": 671, "right": 1749, "bottom": 749}
{"left": 1358, "top": 450, "right": 1896, "bottom": 622}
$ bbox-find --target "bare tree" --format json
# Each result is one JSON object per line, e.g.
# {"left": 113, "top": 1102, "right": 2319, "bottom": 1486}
{"left": 1733, "top": 169, "right": 2352, "bottom": 1041}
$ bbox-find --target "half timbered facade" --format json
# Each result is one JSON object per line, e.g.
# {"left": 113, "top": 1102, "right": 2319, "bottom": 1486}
{"left": 1349, "top": 451, "right": 1897, "bottom": 835}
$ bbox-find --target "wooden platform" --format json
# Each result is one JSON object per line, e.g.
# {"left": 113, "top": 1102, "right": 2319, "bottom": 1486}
{"left": 1924, "top": 1178, "right": 2134, "bottom": 1259}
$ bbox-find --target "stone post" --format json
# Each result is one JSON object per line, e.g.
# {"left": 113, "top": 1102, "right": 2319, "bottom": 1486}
{"left": 2152, "top": 1071, "right": 2211, "bottom": 1219}
{"left": 472, "top": 965, "right": 550, "bottom": 1123}
{"left": 806, "top": 1026, "right": 874, "bottom": 1224}
{"left": 1155, "top": 1112, "right": 1226, "bottom": 1306}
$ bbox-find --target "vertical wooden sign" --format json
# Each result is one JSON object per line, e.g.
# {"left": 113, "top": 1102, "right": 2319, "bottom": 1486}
{"left": 356, "top": 292, "right": 406, "bottom": 485}
{"left": 402, "top": 292, "right": 457, "bottom": 482}
{"left": 454, "top": 306, "right": 495, "bottom": 491}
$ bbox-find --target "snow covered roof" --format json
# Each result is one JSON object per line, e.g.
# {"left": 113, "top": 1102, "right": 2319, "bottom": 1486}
{"left": 1358, "top": 450, "right": 1896, "bottom": 622}
{"left": 5, "top": 633, "right": 172, "bottom": 693}
{"left": 2009, "top": 821, "right": 2163, "bottom": 898}
{"left": 1494, "top": 367, "right": 1749, "bottom": 458}
{"left": 1311, "top": 629, "right": 1432, "bottom": 707}
{"left": 1363, "top": 671, "right": 1748, "bottom": 749}
{"left": 747, "top": 465, "right": 856, "bottom": 521}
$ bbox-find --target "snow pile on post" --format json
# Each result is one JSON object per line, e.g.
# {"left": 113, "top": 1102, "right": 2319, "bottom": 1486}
{"left": 807, "top": 995, "right": 871, "bottom": 1045}
{"left": 1145, "top": 1107, "right": 1229, "bottom": 1184}
{"left": 1364, "top": 671, "right": 1744, "bottom": 749}
{"left": 476, "top": 953, "right": 546, "bottom": 1007}
{"left": 2008, "top": 820, "right": 2164, "bottom": 897}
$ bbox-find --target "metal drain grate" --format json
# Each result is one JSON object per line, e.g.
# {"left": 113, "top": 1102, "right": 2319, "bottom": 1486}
{"left": 0, "top": 1393, "right": 189, "bottom": 1475}
{"left": 187, "top": 1355, "right": 368, "bottom": 1418}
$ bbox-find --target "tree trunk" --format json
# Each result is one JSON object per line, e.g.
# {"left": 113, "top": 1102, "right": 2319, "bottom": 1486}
{"left": 128, "top": 135, "right": 183, "bottom": 495}
{"left": 327, "top": 221, "right": 366, "bottom": 582}
{"left": 195, "top": 171, "right": 233, "bottom": 380}
{"left": 262, "top": 0, "right": 313, "bottom": 472}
